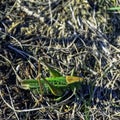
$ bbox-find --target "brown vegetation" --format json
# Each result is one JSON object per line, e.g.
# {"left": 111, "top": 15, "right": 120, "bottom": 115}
{"left": 0, "top": 0, "right": 120, "bottom": 119}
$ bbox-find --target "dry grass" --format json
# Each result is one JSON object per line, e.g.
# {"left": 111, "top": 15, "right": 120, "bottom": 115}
{"left": 0, "top": 0, "right": 120, "bottom": 119}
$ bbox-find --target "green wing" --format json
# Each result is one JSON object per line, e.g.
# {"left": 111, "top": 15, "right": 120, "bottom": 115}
{"left": 43, "top": 61, "right": 62, "bottom": 77}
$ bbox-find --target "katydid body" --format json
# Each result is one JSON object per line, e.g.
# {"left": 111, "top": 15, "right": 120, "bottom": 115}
{"left": 20, "top": 76, "right": 83, "bottom": 96}
{"left": 20, "top": 60, "right": 84, "bottom": 96}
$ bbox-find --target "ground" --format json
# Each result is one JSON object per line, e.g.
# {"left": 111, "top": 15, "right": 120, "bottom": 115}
{"left": 0, "top": 0, "right": 120, "bottom": 120}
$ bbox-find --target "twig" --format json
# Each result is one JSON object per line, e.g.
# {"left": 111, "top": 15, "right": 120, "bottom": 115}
{"left": 0, "top": 88, "right": 75, "bottom": 113}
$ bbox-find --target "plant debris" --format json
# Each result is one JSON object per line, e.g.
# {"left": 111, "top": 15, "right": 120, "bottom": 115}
{"left": 0, "top": 0, "right": 120, "bottom": 119}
